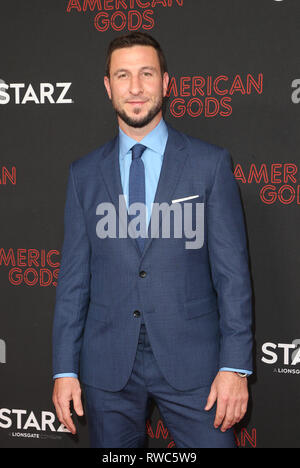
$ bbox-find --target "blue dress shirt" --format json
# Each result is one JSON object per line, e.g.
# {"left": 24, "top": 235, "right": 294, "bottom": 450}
{"left": 53, "top": 117, "right": 251, "bottom": 379}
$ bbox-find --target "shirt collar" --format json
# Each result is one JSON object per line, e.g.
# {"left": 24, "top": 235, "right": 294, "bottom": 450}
{"left": 119, "top": 117, "right": 168, "bottom": 160}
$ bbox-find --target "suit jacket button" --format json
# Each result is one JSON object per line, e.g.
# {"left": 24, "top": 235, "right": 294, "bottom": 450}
{"left": 139, "top": 270, "right": 147, "bottom": 278}
{"left": 133, "top": 310, "right": 141, "bottom": 318}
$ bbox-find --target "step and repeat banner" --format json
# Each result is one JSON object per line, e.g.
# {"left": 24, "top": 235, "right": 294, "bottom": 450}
{"left": 1, "top": 0, "right": 300, "bottom": 448}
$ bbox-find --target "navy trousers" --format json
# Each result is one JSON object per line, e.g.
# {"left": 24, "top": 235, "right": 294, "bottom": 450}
{"left": 82, "top": 321, "right": 236, "bottom": 448}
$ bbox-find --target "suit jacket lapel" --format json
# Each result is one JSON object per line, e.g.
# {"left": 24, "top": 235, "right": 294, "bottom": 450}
{"left": 98, "top": 134, "right": 142, "bottom": 255}
{"left": 140, "top": 123, "right": 189, "bottom": 261}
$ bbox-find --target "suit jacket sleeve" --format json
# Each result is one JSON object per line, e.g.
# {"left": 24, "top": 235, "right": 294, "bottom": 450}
{"left": 207, "top": 150, "right": 253, "bottom": 371}
{"left": 52, "top": 162, "right": 91, "bottom": 376}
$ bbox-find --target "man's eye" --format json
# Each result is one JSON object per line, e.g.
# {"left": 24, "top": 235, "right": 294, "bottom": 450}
{"left": 144, "top": 72, "right": 152, "bottom": 76}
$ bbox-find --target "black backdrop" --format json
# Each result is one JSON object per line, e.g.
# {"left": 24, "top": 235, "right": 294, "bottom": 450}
{"left": 1, "top": 0, "right": 300, "bottom": 448}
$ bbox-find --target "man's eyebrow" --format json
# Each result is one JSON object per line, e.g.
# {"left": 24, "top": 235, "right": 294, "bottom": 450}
{"left": 113, "top": 66, "right": 157, "bottom": 76}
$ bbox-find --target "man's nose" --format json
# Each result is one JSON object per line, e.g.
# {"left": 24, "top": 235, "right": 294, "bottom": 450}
{"left": 129, "top": 75, "right": 143, "bottom": 94}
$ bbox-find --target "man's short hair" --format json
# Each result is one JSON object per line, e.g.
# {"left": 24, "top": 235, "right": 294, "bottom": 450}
{"left": 105, "top": 32, "right": 168, "bottom": 78}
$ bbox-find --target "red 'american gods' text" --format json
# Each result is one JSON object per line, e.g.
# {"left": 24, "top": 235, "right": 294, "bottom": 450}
{"left": 166, "top": 73, "right": 263, "bottom": 118}
{"left": 66, "top": 0, "right": 184, "bottom": 32}
{"left": 234, "top": 163, "right": 300, "bottom": 206}
{"left": 0, "top": 249, "right": 60, "bottom": 287}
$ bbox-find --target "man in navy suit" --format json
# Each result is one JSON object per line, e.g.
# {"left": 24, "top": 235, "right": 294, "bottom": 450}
{"left": 52, "top": 32, "right": 253, "bottom": 448}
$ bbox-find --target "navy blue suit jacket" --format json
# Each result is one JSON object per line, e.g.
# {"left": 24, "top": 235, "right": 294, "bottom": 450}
{"left": 52, "top": 122, "right": 253, "bottom": 391}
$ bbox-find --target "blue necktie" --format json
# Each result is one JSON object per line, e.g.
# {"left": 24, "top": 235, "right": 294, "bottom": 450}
{"left": 128, "top": 144, "right": 147, "bottom": 253}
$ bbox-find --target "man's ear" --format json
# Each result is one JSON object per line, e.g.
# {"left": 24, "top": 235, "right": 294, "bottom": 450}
{"left": 104, "top": 76, "right": 112, "bottom": 100}
{"left": 163, "top": 72, "right": 170, "bottom": 98}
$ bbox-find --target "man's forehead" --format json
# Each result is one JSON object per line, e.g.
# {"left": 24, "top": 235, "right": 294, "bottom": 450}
{"left": 110, "top": 45, "right": 159, "bottom": 67}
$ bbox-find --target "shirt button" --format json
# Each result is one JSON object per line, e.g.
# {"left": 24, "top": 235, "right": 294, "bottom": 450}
{"left": 133, "top": 310, "right": 141, "bottom": 318}
{"left": 139, "top": 271, "right": 147, "bottom": 278}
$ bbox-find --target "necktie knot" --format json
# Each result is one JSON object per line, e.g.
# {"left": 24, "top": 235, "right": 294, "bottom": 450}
{"left": 131, "top": 144, "right": 147, "bottom": 161}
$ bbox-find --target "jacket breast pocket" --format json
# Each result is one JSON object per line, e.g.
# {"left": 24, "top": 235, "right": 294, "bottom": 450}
{"left": 171, "top": 183, "right": 205, "bottom": 206}
{"left": 184, "top": 295, "right": 217, "bottom": 320}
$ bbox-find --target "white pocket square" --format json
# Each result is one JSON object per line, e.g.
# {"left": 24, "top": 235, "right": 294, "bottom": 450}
{"left": 171, "top": 195, "right": 200, "bottom": 204}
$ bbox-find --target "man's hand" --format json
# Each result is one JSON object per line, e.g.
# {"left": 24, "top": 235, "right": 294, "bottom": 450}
{"left": 52, "top": 377, "right": 84, "bottom": 434}
{"left": 205, "top": 371, "right": 248, "bottom": 432}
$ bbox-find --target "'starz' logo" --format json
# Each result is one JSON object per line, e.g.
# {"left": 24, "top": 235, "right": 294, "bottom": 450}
{"left": 0, "top": 408, "right": 69, "bottom": 434}
{"left": 262, "top": 340, "right": 300, "bottom": 375}
{"left": 0, "top": 80, "right": 73, "bottom": 105}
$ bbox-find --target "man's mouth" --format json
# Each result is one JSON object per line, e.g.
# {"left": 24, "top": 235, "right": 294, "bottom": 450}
{"left": 127, "top": 100, "right": 148, "bottom": 104}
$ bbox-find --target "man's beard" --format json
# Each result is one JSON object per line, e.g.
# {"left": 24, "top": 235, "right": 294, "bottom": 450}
{"left": 112, "top": 95, "right": 163, "bottom": 128}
